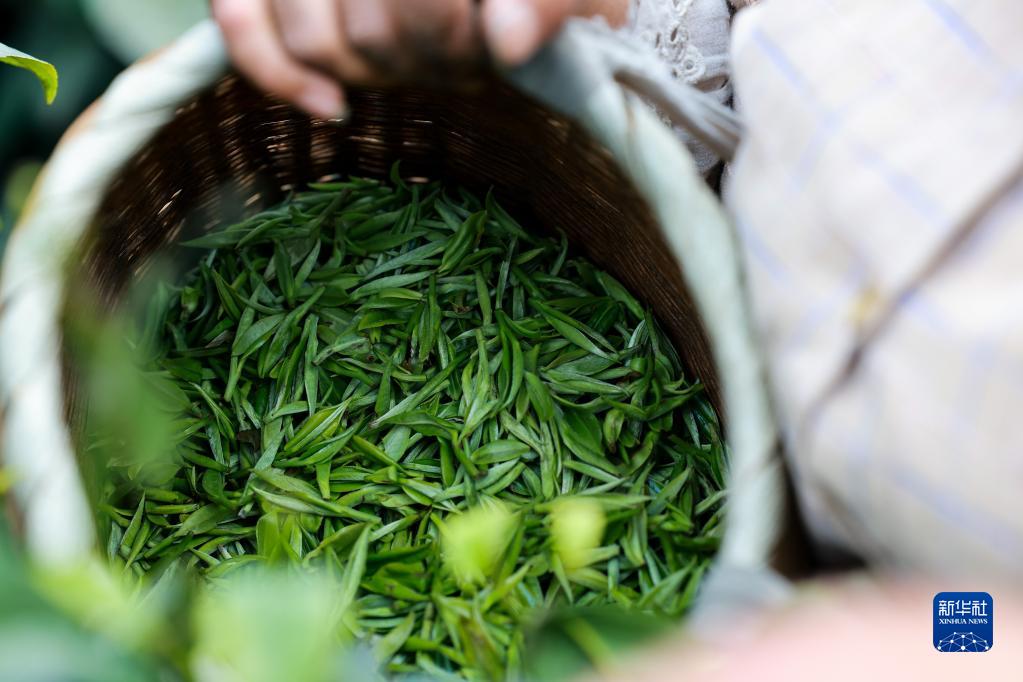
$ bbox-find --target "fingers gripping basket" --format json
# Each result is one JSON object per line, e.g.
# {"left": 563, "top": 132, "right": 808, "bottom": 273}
{"left": 0, "top": 21, "right": 790, "bottom": 615}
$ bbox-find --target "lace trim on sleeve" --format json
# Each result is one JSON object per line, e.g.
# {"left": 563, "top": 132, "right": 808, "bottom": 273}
{"left": 629, "top": 0, "right": 706, "bottom": 84}
{"left": 615, "top": 0, "right": 733, "bottom": 174}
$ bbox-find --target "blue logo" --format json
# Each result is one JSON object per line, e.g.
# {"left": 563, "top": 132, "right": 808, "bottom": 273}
{"left": 933, "top": 592, "right": 993, "bottom": 652}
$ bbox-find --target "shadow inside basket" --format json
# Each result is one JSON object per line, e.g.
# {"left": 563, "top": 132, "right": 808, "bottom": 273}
{"left": 74, "top": 74, "right": 719, "bottom": 412}
{"left": 59, "top": 73, "right": 820, "bottom": 583}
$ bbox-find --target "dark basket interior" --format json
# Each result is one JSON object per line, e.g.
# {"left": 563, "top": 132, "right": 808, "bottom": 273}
{"left": 76, "top": 73, "right": 720, "bottom": 412}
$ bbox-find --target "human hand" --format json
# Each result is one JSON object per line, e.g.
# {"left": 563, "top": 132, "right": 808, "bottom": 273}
{"left": 591, "top": 579, "right": 1023, "bottom": 681}
{"left": 211, "top": 0, "right": 628, "bottom": 119}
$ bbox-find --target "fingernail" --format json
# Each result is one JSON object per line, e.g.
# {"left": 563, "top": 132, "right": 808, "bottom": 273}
{"left": 297, "top": 83, "right": 346, "bottom": 120}
{"left": 487, "top": 0, "right": 540, "bottom": 65}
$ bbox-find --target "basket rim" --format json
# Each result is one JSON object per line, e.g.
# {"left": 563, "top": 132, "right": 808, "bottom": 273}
{"left": 0, "top": 20, "right": 228, "bottom": 563}
{"left": 0, "top": 21, "right": 787, "bottom": 600}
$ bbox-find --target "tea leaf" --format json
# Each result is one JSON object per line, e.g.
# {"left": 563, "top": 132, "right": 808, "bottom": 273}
{"left": 94, "top": 173, "right": 725, "bottom": 680}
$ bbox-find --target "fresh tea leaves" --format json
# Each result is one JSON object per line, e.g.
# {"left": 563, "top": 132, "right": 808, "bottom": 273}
{"left": 97, "top": 175, "right": 727, "bottom": 680}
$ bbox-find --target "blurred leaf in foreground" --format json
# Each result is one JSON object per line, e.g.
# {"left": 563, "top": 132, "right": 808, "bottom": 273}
{"left": 191, "top": 569, "right": 367, "bottom": 682}
{"left": 31, "top": 558, "right": 167, "bottom": 652}
{"left": 0, "top": 528, "right": 154, "bottom": 682}
{"left": 4, "top": 159, "right": 42, "bottom": 222}
{"left": 440, "top": 500, "right": 517, "bottom": 587}
{"left": 549, "top": 498, "right": 606, "bottom": 572}
{"left": 525, "top": 606, "right": 674, "bottom": 682}
{"left": 63, "top": 287, "right": 182, "bottom": 535}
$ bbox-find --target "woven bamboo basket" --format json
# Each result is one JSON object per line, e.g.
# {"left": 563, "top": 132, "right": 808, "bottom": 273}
{"left": 0, "top": 20, "right": 795, "bottom": 618}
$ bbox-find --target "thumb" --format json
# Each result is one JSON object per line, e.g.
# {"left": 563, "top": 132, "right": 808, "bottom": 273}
{"left": 482, "top": 0, "right": 578, "bottom": 65}
{"left": 483, "top": 0, "right": 629, "bottom": 65}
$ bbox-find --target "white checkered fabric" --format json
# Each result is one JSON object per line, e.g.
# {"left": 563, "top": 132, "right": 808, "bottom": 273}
{"left": 727, "top": 0, "right": 1023, "bottom": 578}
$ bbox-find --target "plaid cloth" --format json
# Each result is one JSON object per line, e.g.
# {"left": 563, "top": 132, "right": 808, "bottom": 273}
{"left": 727, "top": 0, "right": 1023, "bottom": 578}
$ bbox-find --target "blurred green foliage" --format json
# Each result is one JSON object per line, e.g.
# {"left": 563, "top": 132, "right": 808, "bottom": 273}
{"left": 0, "top": 6, "right": 694, "bottom": 678}
{"left": 0, "top": 522, "right": 158, "bottom": 681}
{"left": 1, "top": 0, "right": 121, "bottom": 244}
{"left": 0, "top": 0, "right": 207, "bottom": 252}
{"left": 525, "top": 607, "right": 673, "bottom": 681}
{"left": 0, "top": 513, "right": 379, "bottom": 681}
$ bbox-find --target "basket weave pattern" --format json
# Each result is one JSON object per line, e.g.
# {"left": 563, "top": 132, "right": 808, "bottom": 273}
{"left": 81, "top": 75, "right": 719, "bottom": 407}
